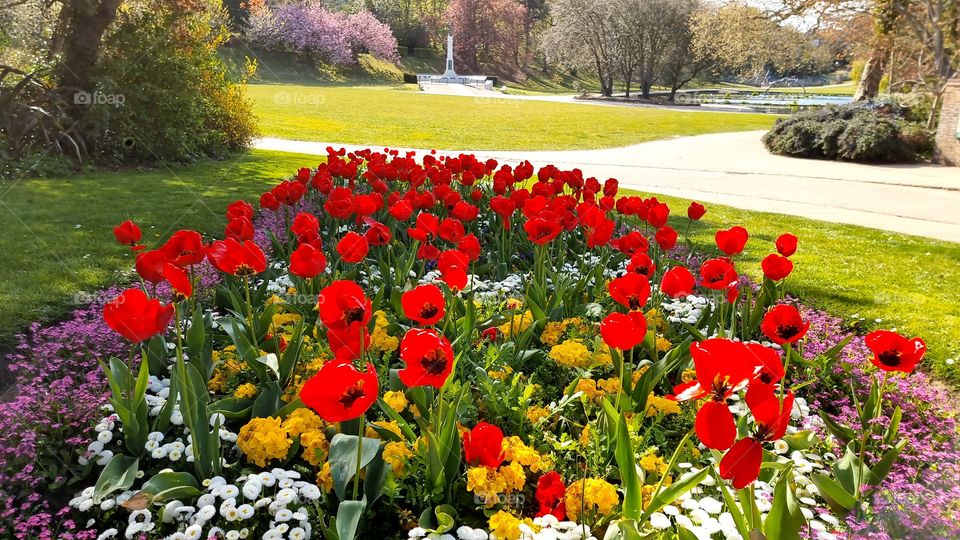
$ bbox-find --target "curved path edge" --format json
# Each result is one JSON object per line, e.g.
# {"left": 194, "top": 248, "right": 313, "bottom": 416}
{"left": 253, "top": 132, "right": 960, "bottom": 243}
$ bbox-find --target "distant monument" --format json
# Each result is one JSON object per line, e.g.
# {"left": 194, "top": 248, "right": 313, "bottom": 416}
{"left": 417, "top": 32, "right": 492, "bottom": 89}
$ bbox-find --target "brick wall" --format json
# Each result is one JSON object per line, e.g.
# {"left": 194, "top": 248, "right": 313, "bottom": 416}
{"left": 935, "top": 76, "right": 960, "bottom": 166}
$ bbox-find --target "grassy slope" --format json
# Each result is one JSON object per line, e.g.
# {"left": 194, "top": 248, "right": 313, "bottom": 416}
{"left": 0, "top": 150, "right": 316, "bottom": 349}
{"left": 2, "top": 150, "right": 956, "bottom": 382}
{"left": 248, "top": 84, "right": 776, "bottom": 151}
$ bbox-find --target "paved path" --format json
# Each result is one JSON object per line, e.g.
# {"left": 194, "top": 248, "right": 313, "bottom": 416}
{"left": 255, "top": 131, "right": 960, "bottom": 243}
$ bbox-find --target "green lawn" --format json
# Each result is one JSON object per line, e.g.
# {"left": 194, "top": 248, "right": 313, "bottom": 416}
{"left": 2, "top": 150, "right": 956, "bottom": 383}
{"left": 0, "top": 150, "right": 315, "bottom": 350}
{"left": 716, "top": 82, "right": 857, "bottom": 96}
{"left": 247, "top": 84, "right": 777, "bottom": 150}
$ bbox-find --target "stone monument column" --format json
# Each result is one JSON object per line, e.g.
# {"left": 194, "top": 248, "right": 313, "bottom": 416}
{"left": 442, "top": 33, "right": 456, "bottom": 78}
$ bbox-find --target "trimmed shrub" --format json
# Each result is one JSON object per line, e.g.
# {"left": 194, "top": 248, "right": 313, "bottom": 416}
{"left": 762, "top": 102, "right": 933, "bottom": 163}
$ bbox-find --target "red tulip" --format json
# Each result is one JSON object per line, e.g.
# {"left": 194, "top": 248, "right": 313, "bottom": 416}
{"left": 457, "top": 234, "right": 481, "bottom": 262}
{"left": 163, "top": 230, "right": 207, "bottom": 267}
{"left": 300, "top": 361, "right": 378, "bottom": 422}
{"left": 225, "top": 217, "right": 254, "bottom": 242}
{"left": 291, "top": 212, "right": 320, "bottom": 239}
{"left": 398, "top": 328, "right": 454, "bottom": 389}
{"left": 388, "top": 200, "right": 413, "bottom": 221}
{"left": 317, "top": 280, "right": 371, "bottom": 331}
{"left": 289, "top": 243, "right": 327, "bottom": 279}
{"left": 401, "top": 284, "right": 446, "bottom": 326}
{"left": 327, "top": 325, "right": 371, "bottom": 361}
{"left": 365, "top": 221, "right": 392, "bottom": 246}
{"left": 600, "top": 311, "right": 647, "bottom": 350}
{"left": 135, "top": 249, "right": 171, "bottom": 284}
{"left": 103, "top": 288, "right": 174, "bottom": 343}
{"left": 113, "top": 220, "right": 142, "bottom": 249}
{"left": 715, "top": 226, "right": 748, "bottom": 256}
{"left": 761, "top": 254, "right": 793, "bottom": 281}
{"left": 699, "top": 257, "right": 738, "bottom": 290}
{"left": 207, "top": 238, "right": 266, "bottom": 276}
{"left": 671, "top": 339, "right": 769, "bottom": 450}
{"left": 259, "top": 192, "right": 280, "bottom": 211}
{"left": 776, "top": 233, "right": 798, "bottom": 257}
{"left": 336, "top": 231, "right": 369, "bottom": 264}
{"left": 719, "top": 386, "right": 794, "bottom": 488}
{"left": 524, "top": 217, "right": 562, "bottom": 245}
{"left": 226, "top": 200, "right": 254, "bottom": 221}
{"left": 864, "top": 330, "right": 925, "bottom": 373}
{"left": 162, "top": 263, "right": 192, "bottom": 299}
{"left": 612, "top": 232, "right": 649, "bottom": 256}
{"left": 687, "top": 202, "right": 706, "bottom": 221}
{"left": 463, "top": 422, "right": 504, "bottom": 468}
{"left": 438, "top": 218, "right": 466, "bottom": 243}
{"left": 587, "top": 218, "right": 615, "bottom": 249}
{"left": 627, "top": 253, "right": 656, "bottom": 279}
{"left": 535, "top": 471, "right": 567, "bottom": 520}
{"left": 761, "top": 305, "right": 809, "bottom": 345}
{"left": 655, "top": 226, "right": 678, "bottom": 251}
{"left": 608, "top": 273, "right": 651, "bottom": 311}
{"left": 438, "top": 249, "right": 470, "bottom": 291}
{"left": 490, "top": 196, "right": 516, "bottom": 229}
{"left": 660, "top": 266, "right": 696, "bottom": 298}
{"left": 647, "top": 203, "right": 670, "bottom": 228}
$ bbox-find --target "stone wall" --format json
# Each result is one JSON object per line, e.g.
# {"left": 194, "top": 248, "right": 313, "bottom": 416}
{"left": 935, "top": 76, "right": 960, "bottom": 166}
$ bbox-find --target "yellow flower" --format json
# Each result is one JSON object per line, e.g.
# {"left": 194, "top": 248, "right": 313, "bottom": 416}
{"left": 316, "top": 462, "right": 333, "bottom": 492}
{"left": 526, "top": 406, "right": 550, "bottom": 425}
{"left": 488, "top": 365, "right": 514, "bottom": 381}
{"left": 645, "top": 308, "right": 668, "bottom": 333}
{"left": 282, "top": 407, "right": 325, "bottom": 437}
{"left": 383, "top": 390, "right": 408, "bottom": 413}
{"left": 499, "top": 461, "right": 527, "bottom": 491}
{"left": 645, "top": 394, "right": 681, "bottom": 417}
{"left": 575, "top": 379, "right": 602, "bottom": 400}
{"left": 639, "top": 453, "right": 668, "bottom": 475}
{"left": 681, "top": 369, "right": 697, "bottom": 383}
{"left": 498, "top": 311, "right": 534, "bottom": 338}
{"left": 642, "top": 484, "right": 657, "bottom": 510}
{"left": 540, "top": 321, "right": 566, "bottom": 347}
{"left": 655, "top": 334, "right": 672, "bottom": 353}
{"left": 233, "top": 383, "right": 258, "bottom": 399}
{"left": 579, "top": 424, "right": 592, "bottom": 447}
{"left": 597, "top": 377, "right": 621, "bottom": 395}
{"left": 488, "top": 511, "right": 523, "bottom": 540}
{"left": 207, "top": 370, "right": 228, "bottom": 393}
{"left": 502, "top": 436, "right": 549, "bottom": 472}
{"left": 301, "top": 430, "right": 329, "bottom": 466}
{"left": 370, "top": 311, "right": 399, "bottom": 353}
{"left": 548, "top": 340, "right": 591, "bottom": 368}
{"left": 237, "top": 417, "right": 292, "bottom": 467}
{"left": 564, "top": 478, "right": 620, "bottom": 521}
{"left": 383, "top": 441, "right": 414, "bottom": 478}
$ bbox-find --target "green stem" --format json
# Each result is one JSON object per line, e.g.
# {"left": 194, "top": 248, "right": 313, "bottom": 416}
{"left": 779, "top": 342, "right": 793, "bottom": 405}
{"left": 856, "top": 371, "right": 890, "bottom": 505}
{"left": 353, "top": 415, "right": 365, "bottom": 500}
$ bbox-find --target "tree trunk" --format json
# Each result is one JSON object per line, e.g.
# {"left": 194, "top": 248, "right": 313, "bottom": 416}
{"left": 57, "top": 0, "right": 122, "bottom": 116}
{"left": 853, "top": 49, "right": 887, "bottom": 102}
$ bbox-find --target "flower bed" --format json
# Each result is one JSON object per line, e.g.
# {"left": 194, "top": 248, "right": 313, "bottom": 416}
{"left": 1, "top": 148, "right": 957, "bottom": 540}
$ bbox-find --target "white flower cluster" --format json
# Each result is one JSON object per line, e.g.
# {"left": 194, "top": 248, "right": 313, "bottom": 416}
{"left": 79, "top": 414, "right": 120, "bottom": 467}
{"left": 71, "top": 468, "right": 323, "bottom": 540}
{"left": 659, "top": 293, "right": 711, "bottom": 325}
{"left": 409, "top": 514, "right": 596, "bottom": 540}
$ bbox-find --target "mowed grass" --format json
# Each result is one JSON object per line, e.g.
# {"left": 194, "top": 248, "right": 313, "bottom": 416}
{"left": 0, "top": 150, "right": 318, "bottom": 351}
{"left": 2, "top": 150, "right": 956, "bottom": 383}
{"left": 641, "top": 191, "right": 960, "bottom": 382}
{"left": 247, "top": 84, "right": 777, "bottom": 150}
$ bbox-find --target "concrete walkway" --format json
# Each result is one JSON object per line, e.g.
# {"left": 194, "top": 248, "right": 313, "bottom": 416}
{"left": 254, "top": 131, "right": 960, "bottom": 243}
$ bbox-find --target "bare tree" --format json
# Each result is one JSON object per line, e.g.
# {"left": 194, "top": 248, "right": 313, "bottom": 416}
{"left": 541, "top": 0, "right": 617, "bottom": 95}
